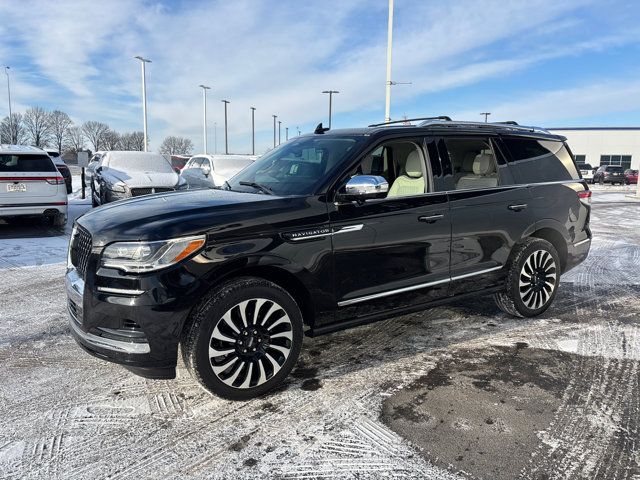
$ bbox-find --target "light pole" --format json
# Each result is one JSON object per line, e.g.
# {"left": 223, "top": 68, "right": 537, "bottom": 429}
{"left": 134, "top": 56, "right": 151, "bottom": 151}
{"left": 322, "top": 90, "right": 339, "bottom": 129}
{"left": 480, "top": 112, "right": 491, "bottom": 123}
{"left": 250, "top": 107, "right": 256, "bottom": 155}
{"left": 272, "top": 115, "right": 277, "bottom": 148}
{"left": 199, "top": 85, "right": 211, "bottom": 154}
{"left": 285, "top": 127, "right": 289, "bottom": 141}
{"left": 297, "top": 126, "right": 301, "bottom": 136}
{"left": 278, "top": 121, "right": 281, "bottom": 145}
{"left": 213, "top": 122, "right": 217, "bottom": 154}
{"left": 4, "top": 66, "right": 12, "bottom": 143}
{"left": 384, "top": 0, "right": 394, "bottom": 123}
{"left": 222, "top": 100, "right": 230, "bottom": 154}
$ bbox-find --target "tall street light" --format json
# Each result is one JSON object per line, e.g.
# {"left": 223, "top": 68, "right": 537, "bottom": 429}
{"left": 4, "top": 66, "right": 13, "bottom": 143}
{"left": 278, "top": 121, "right": 281, "bottom": 145}
{"left": 384, "top": 0, "right": 394, "bottom": 123}
{"left": 250, "top": 107, "right": 256, "bottom": 155}
{"left": 297, "top": 126, "right": 301, "bottom": 136}
{"left": 285, "top": 127, "right": 289, "bottom": 141}
{"left": 480, "top": 112, "right": 491, "bottom": 123}
{"left": 272, "top": 115, "right": 277, "bottom": 148}
{"left": 134, "top": 56, "right": 151, "bottom": 151}
{"left": 213, "top": 122, "right": 217, "bottom": 154}
{"left": 322, "top": 90, "right": 339, "bottom": 129}
{"left": 199, "top": 85, "right": 211, "bottom": 154}
{"left": 222, "top": 100, "right": 230, "bottom": 154}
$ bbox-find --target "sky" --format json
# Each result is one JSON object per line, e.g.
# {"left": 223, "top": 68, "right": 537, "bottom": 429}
{"left": 1, "top": 0, "right": 640, "bottom": 154}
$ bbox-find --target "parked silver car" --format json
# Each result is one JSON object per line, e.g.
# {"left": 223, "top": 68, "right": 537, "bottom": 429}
{"left": 181, "top": 154, "right": 255, "bottom": 189}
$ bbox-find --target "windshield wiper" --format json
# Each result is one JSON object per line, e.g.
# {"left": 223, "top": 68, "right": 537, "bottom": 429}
{"left": 239, "top": 181, "right": 274, "bottom": 195}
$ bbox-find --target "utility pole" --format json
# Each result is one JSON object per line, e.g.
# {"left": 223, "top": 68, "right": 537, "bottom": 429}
{"left": 272, "top": 115, "right": 277, "bottom": 148}
{"left": 250, "top": 107, "right": 256, "bottom": 155}
{"left": 199, "top": 85, "right": 211, "bottom": 154}
{"left": 213, "top": 122, "right": 217, "bottom": 154}
{"left": 222, "top": 100, "right": 230, "bottom": 154}
{"left": 322, "top": 90, "right": 339, "bottom": 129}
{"left": 4, "top": 66, "right": 12, "bottom": 143}
{"left": 285, "top": 127, "right": 289, "bottom": 141}
{"left": 134, "top": 56, "right": 151, "bottom": 151}
{"left": 384, "top": 0, "right": 394, "bottom": 123}
{"left": 278, "top": 121, "right": 281, "bottom": 145}
{"left": 480, "top": 112, "right": 491, "bottom": 123}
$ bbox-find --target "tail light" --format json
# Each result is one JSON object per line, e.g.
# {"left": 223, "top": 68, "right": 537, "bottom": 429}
{"left": 46, "top": 176, "right": 65, "bottom": 185}
{"left": 578, "top": 190, "right": 592, "bottom": 205}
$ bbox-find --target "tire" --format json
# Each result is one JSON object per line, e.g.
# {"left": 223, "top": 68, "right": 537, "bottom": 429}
{"left": 91, "top": 184, "right": 99, "bottom": 207}
{"left": 182, "top": 277, "right": 304, "bottom": 400}
{"left": 494, "top": 238, "right": 561, "bottom": 318}
{"left": 50, "top": 212, "right": 67, "bottom": 229}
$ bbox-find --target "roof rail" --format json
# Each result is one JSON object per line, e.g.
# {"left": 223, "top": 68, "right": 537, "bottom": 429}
{"left": 368, "top": 116, "right": 452, "bottom": 127}
{"left": 417, "top": 119, "right": 551, "bottom": 135}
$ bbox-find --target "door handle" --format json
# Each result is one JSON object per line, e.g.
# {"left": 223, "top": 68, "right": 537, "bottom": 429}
{"left": 418, "top": 214, "right": 444, "bottom": 223}
{"left": 508, "top": 204, "right": 528, "bottom": 211}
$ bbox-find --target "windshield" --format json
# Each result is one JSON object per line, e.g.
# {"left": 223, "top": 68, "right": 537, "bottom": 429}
{"left": 107, "top": 152, "right": 174, "bottom": 173}
{"left": 227, "top": 136, "right": 363, "bottom": 195}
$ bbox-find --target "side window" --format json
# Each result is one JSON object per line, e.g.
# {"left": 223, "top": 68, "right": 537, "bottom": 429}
{"left": 201, "top": 159, "right": 211, "bottom": 171}
{"left": 501, "top": 137, "right": 580, "bottom": 182}
{"left": 349, "top": 140, "right": 428, "bottom": 198}
{"left": 438, "top": 137, "right": 501, "bottom": 190}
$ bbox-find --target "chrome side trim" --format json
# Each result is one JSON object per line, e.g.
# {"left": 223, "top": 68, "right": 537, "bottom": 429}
{"left": 69, "top": 316, "right": 151, "bottom": 354}
{"left": 333, "top": 224, "right": 364, "bottom": 235}
{"left": 573, "top": 237, "right": 591, "bottom": 247}
{"left": 337, "top": 265, "right": 504, "bottom": 307}
{"left": 97, "top": 286, "right": 145, "bottom": 296}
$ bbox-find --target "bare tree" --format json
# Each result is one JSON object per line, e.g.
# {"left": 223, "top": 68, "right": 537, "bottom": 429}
{"left": 120, "top": 131, "right": 145, "bottom": 151}
{"left": 102, "top": 129, "right": 121, "bottom": 150}
{"left": 66, "top": 126, "right": 85, "bottom": 153}
{"left": 48, "top": 110, "right": 73, "bottom": 153}
{"left": 159, "top": 136, "right": 194, "bottom": 156}
{"left": 82, "top": 121, "right": 110, "bottom": 151}
{"left": 24, "top": 106, "right": 51, "bottom": 147}
{"left": 0, "top": 113, "right": 27, "bottom": 144}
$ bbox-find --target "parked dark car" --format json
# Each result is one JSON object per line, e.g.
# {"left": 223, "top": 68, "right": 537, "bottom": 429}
{"left": 46, "top": 149, "right": 72, "bottom": 194}
{"left": 624, "top": 169, "right": 638, "bottom": 185}
{"left": 91, "top": 151, "right": 186, "bottom": 207}
{"left": 67, "top": 118, "right": 591, "bottom": 400}
{"left": 593, "top": 165, "right": 625, "bottom": 185}
{"left": 181, "top": 154, "right": 256, "bottom": 189}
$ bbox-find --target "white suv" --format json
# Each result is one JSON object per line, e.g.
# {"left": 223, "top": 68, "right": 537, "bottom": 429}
{"left": 0, "top": 145, "right": 68, "bottom": 227}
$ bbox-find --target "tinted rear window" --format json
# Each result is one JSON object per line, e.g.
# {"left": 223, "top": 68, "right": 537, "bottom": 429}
{"left": 501, "top": 138, "right": 580, "bottom": 182}
{"left": 0, "top": 154, "right": 57, "bottom": 172}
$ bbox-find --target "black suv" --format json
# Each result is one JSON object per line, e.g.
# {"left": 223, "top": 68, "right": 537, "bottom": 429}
{"left": 66, "top": 118, "right": 592, "bottom": 400}
{"left": 593, "top": 165, "right": 625, "bottom": 185}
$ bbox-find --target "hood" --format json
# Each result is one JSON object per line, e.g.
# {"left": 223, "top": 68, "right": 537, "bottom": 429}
{"left": 77, "top": 188, "right": 292, "bottom": 246}
{"left": 108, "top": 169, "right": 179, "bottom": 188}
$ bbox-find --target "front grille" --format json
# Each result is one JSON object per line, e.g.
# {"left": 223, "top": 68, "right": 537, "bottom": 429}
{"left": 70, "top": 226, "right": 92, "bottom": 280}
{"left": 130, "top": 187, "right": 174, "bottom": 197}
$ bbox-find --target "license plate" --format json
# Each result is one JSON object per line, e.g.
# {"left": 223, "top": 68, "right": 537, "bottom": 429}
{"left": 7, "top": 183, "right": 27, "bottom": 192}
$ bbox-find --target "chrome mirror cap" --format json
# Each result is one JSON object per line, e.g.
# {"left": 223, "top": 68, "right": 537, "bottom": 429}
{"left": 344, "top": 175, "right": 389, "bottom": 198}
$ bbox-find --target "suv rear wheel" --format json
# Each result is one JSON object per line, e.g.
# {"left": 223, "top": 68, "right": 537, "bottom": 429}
{"left": 182, "top": 277, "right": 304, "bottom": 400}
{"left": 494, "top": 238, "right": 560, "bottom": 317}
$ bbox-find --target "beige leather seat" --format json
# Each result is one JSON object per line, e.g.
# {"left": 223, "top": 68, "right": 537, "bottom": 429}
{"left": 456, "top": 153, "right": 498, "bottom": 189}
{"left": 388, "top": 150, "right": 425, "bottom": 197}
{"left": 453, "top": 152, "right": 477, "bottom": 185}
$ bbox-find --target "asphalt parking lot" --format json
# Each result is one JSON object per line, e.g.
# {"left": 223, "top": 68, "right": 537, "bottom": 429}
{"left": 0, "top": 188, "right": 639, "bottom": 479}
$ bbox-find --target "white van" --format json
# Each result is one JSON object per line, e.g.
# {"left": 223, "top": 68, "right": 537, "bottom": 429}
{"left": 0, "top": 145, "right": 68, "bottom": 227}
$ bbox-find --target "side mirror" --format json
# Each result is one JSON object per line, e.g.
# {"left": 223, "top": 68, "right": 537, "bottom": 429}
{"left": 95, "top": 166, "right": 103, "bottom": 174}
{"left": 202, "top": 165, "right": 211, "bottom": 176}
{"left": 336, "top": 175, "right": 389, "bottom": 203}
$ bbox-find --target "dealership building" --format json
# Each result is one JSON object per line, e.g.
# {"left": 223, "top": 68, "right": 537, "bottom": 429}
{"left": 547, "top": 127, "right": 640, "bottom": 170}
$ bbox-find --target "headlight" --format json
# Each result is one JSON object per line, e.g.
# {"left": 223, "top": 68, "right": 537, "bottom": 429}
{"left": 101, "top": 235, "right": 206, "bottom": 273}
{"left": 67, "top": 224, "right": 78, "bottom": 270}
{"left": 109, "top": 182, "right": 126, "bottom": 193}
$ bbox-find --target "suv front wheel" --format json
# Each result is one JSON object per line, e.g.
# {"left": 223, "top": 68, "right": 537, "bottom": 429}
{"left": 494, "top": 238, "right": 560, "bottom": 317}
{"left": 182, "top": 277, "right": 304, "bottom": 400}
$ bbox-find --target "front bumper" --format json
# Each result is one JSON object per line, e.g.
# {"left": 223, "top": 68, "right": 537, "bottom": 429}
{"left": 65, "top": 255, "right": 205, "bottom": 377}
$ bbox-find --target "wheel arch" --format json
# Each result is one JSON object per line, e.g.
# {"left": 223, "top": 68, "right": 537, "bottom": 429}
{"left": 528, "top": 226, "right": 568, "bottom": 273}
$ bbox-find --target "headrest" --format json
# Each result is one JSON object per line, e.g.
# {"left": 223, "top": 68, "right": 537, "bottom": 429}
{"left": 405, "top": 150, "right": 423, "bottom": 178}
{"left": 462, "top": 152, "right": 476, "bottom": 171}
{"left": 473, "top": 153, "right": 496, "bottom": 175}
